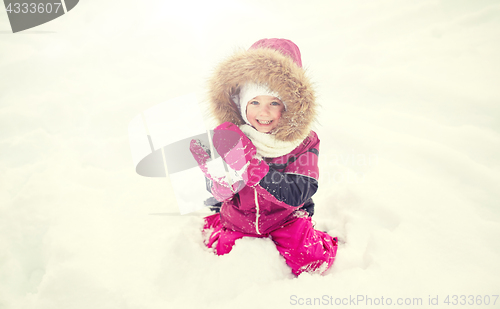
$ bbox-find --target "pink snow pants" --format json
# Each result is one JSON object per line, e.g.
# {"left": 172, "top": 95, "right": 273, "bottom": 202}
{"left": 203, "top": 214, "right": 338, "bottom": 276}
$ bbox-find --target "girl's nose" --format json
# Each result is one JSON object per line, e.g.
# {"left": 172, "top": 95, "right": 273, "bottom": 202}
{"left": 260, "top": 105, "right": 271, "bottom": 115}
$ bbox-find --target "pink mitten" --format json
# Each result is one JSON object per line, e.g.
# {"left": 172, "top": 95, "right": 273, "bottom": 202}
{"left": 189, "top": 139, "right": 242, "bottom": 202}
{"left": 241, "top": 158, "right": 270, "bottom": 187}
{"left": 213, "top": 122, "right": 256, "bottom": 170}
{"left": 189, "top": 139, "right": 211, "bottom": 176}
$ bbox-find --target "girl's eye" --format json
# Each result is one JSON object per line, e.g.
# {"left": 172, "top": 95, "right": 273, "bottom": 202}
{"left": 271, "top": 101, "right": 281, "bottom": 106}
{"left": 250, "top": 100, "right": 259, "bottom": 105}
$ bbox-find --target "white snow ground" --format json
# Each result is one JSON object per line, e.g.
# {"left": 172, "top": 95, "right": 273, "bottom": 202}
{"left": 1, "top": 1, "right": 500, "bottom": 308}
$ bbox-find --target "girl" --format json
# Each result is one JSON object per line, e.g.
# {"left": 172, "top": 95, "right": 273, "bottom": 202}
{"left": 190, "top": 38, "right": 337, "bottom": 276}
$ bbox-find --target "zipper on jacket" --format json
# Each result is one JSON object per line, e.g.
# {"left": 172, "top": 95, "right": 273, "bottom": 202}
{"left": 254, "top": 188, "right": 261, "bottom": 235}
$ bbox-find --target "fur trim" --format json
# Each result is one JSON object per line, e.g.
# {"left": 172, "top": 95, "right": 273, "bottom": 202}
{"left": 208, "top": 48, "right": 316, "bottom": 142}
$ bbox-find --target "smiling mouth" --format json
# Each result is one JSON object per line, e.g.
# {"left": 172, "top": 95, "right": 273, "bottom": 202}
{"left": 257, "top": 119, "right": 273, "bottom": 125}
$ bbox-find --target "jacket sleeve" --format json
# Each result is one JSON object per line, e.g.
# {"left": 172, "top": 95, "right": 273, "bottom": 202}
{"left": 256, "top": 133, "right": 320, "bottom": 207}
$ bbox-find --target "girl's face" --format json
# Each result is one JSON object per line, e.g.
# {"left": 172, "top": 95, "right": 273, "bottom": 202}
{"left": 246, "top": 95, "right": 284, "bottom": 133}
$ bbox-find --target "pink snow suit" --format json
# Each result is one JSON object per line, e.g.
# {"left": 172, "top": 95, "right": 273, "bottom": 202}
{"left": 197, "top": 38, "right": 338, "bottom": 276}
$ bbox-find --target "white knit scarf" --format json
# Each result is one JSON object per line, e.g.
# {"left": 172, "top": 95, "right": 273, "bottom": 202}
{"left": 239, "top": 124, "right": 304, "bottom": 158}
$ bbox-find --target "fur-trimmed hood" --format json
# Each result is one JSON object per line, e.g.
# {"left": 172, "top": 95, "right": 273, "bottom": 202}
{"left": 207, "top": 42, "right": 316, "bottom": 142}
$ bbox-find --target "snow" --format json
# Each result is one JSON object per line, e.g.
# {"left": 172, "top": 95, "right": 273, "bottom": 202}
{"left": 1, "top": 0, "right": 500, "bottom": 308}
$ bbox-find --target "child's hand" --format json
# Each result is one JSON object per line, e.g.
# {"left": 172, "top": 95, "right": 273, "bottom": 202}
{"left": 240, "top": 158, "right": 269, "bottom": 187}
{"left": 212, "top": 122, "right": 270, "bottom": 188}
{"left": 213, "top": 122, "right": 256, "bottom": 170}
{"left": 190, "top": 139, "right": 211, "bottom": 175}
{"left": 189, "top": 138, "right": 243, "bottom": 202}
